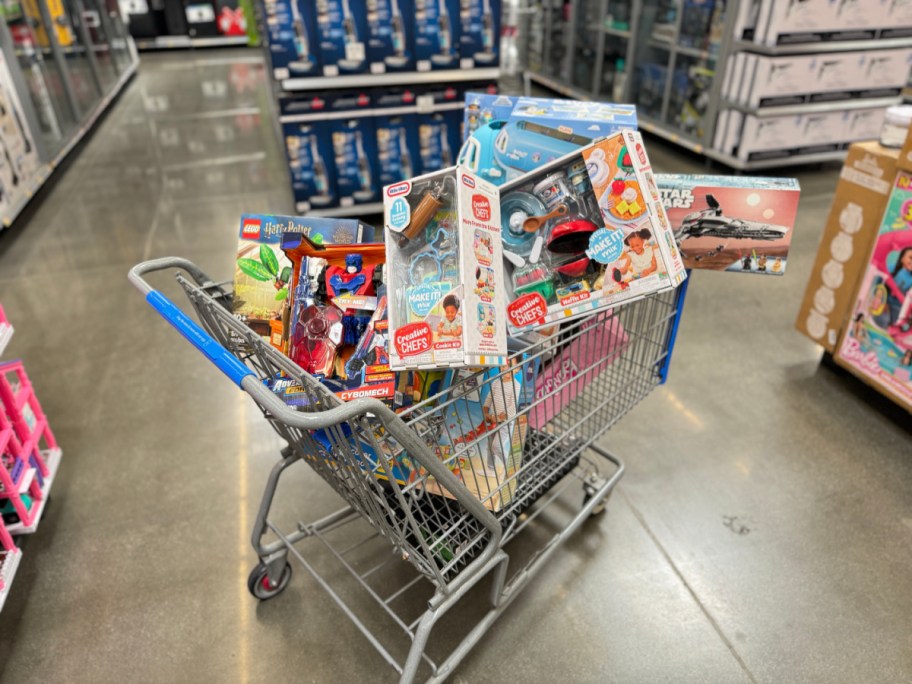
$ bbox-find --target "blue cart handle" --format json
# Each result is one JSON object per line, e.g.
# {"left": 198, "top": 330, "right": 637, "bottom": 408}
{"left": 129, "top": 258, "right": 254, "bottom": 388}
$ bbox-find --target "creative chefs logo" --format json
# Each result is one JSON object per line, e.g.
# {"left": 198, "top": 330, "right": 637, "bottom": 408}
{"left": 241, "top": 217, "right": 261, "bottom": 239}
{"left": 472, "top": 194, "right": 491, "bottom": 221}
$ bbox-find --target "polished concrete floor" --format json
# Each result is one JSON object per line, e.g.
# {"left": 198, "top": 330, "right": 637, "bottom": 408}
{"left": 0, "top": 50, "right": 910, "bottom": 683}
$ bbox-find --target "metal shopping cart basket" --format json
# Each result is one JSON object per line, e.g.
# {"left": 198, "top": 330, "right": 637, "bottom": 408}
{"left": 129, "top": 257, "right": 688, "bottom": 683}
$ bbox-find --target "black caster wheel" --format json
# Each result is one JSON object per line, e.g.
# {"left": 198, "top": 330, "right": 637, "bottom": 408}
{"left": 583, "top": 487, "right": 610, "bottom": 516}
{"left": 247, "top": 562, "right": 292, "bottom": 600}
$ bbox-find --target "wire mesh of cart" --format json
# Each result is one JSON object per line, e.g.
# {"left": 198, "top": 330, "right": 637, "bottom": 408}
{"left": 129, "top": 257, "right": 689, "bottom": 683}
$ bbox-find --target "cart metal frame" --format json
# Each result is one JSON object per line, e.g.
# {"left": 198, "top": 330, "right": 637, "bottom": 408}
{"left": 129, "top": 257, "right": 688, "bottom": 683}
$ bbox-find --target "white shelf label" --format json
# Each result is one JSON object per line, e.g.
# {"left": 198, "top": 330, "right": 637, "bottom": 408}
{"left": 345, "top": 42, "right": 365, "bottom": 63}
{"left": 370, "top": 62, "right": 386, "bottom": 74}
{"left": 323, "top": 65, "right": 339, "bottom": 76}
{"left": 460, "top": 58, "right": 474, "bottom": 69}
{"left": 185, "top": 3, "right": 215, "bottom": 23}
{"left": 274, "top": 67, "right": 290, "bottom": 81}
{"left": 416, "top": 94, "right": 435, "bottom": 113}
{"left": 416, "top": 59, "right": 431, "bottom": 72}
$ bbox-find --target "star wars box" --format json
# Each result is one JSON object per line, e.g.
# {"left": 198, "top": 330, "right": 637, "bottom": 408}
{"left": 656, "top": 174, "right": 800, "bottom": 275}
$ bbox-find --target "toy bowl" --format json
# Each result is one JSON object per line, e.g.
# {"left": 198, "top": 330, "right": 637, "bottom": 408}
{"left": 553, "top": 255, "right": 591, "bottom": 278}
{"left": 501, "top": 191, "right": 546, "bottom": 256}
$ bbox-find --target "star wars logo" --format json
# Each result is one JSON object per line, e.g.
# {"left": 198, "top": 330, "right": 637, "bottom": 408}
{"left": 658, "top": 187, "right": 696, "bottom": 210}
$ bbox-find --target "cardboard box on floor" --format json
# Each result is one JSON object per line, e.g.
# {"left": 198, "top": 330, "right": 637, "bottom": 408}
{"left": 795, "top": 141, "right": 900, "bottom": 352}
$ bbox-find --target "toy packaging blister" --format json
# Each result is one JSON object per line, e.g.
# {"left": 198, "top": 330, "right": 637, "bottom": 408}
{"left": 315, "top": 0, "right": 368, "bottom": 75}
{"left": 835, "top": 170, "right": 912, "bottom": 413}
{"left": 384, "top": 166, "right": 508, "bottom": 370}
{"left": 458, "top": 0, "right": 499, "bottom": 68}
{"left": 655, "top": 174, "right": 800, "bottom": 275}
{"left": 282, "top": 119, "right": 338, "bottom": 213}
{"left": 262, "top": 0, "right": 320, "bottom": 80}
{"left": 459, "top": 93, "right": 637, "bottom": 186}
{"left": 421, "top": 363, "right": 526, "bottom": 511}
{"left": 232, "top": 214, "right": 373, "bottom": 341}
{"left": 364, "top": 0, "right": 414, "bottom": 72}
{"left": 499, "top": 130, "right": 686, "bottom": 333}
{"left": 413, "top": 0, "right": 460, "bottom": 71}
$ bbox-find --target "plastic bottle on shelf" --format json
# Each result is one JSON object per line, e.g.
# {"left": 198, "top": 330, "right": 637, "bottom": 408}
{"left": 880, "top": 105, "right": 912, "bottom": 149}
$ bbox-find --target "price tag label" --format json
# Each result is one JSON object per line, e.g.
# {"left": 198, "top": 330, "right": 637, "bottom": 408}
{"left": 345, "top": 41, "right": 365, "bottom": 63}
{"left": 416, "top": 94, "right": 434, "bottom": 113}
{"left": 370, "top": 62, "right": 385, "bottom": 74}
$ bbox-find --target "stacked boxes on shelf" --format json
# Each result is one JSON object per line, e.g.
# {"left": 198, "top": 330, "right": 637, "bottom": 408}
{"left": 0, "top": 314, "right": 63, "bottom": 611}
{"left": 262, "top": 0, "right": 500, "bottom": 214}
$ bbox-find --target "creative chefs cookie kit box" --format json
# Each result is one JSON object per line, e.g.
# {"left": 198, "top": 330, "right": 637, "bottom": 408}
{"left": 497, "top": 129, "right": 686, "bottom": 333}
{"left": 383, "top": 167, "right": 508, "bottom": 370}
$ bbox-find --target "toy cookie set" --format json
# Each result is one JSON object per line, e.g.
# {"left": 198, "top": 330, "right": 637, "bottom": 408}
{"left": 498, "top": 130, "right": 686, "bottom": 332}
{"left": 383, "top": 167, "right": 508, "bottom": 370}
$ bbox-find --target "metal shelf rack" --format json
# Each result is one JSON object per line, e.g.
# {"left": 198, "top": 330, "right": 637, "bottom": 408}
{"left": 523, "top": 0, "right": 912, "bottom": 170}
{"left": 134, "top": 35, "right": 254, "bottom": 51}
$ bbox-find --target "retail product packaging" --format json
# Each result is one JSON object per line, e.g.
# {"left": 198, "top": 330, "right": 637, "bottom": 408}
{"left": 375, "top": 112, "right": 421, "bottom": 187}
{"left": 731, "top": 50, "right": 912, "bottom": 108}
{"left": 796, "top": 141, "right": 899, "bottom": 352}
{"left": 656, "top": 174, "right": 800, "bottom": 275}
{"left": 215, "top": 0, "right": 247, "bottom": 35}
{"left": 459, "top": 93, "right": 638, "bottom": 185}
{"left": 753, "top": 0, "right": 878, "bottom": 46}
{"left": 418, "top": 110, "right": 460, "bottom": 173}
{"left": 413, "top": 0, "right": 460, "bottom": 71}
{"left": 327, "top": 90, "right": 380, "bottom": 205}
{"left": 279, "top": 95, "right": 338, "bottom": 212}
{"left": 0, "top": 53, "right": 41, "bottom": 219}
{"left": 529, "top": 314, "right": 628, "bottom": 429}
{"left": 232, "top": 214, "right": 373, "bottom": 340}
{"left": 263, "top": 0, "right": 320, "bottom": 80}
{"left": 184, "top": 0, "right": 219, "bottom": 36}
{"left": 835, "top": 170, "right": 912, "bottom": 413}
{"left": 365, "top": 0, "right": 415, "bottom": 72}
{"left": 499, "top": 130, "right": 686, "bottom": 334}
{"left": 424, "top": 363, "right": 526, "bottom": 511}
{"left": 315, "top": 0, "right": 369, "bottom": 75}
{"left": 458, "top": 0, "right": 500, "bottom": 68}
{"left": 384, "top": 167, "right": 508, "bottom": 370}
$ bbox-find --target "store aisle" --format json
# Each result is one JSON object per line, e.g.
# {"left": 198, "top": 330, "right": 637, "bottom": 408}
{"left": 0, "top": 50, "right": 910, "bottom": 683}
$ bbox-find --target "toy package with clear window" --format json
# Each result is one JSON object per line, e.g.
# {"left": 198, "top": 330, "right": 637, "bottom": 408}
{"left": 499, "top": 130, "right": 686, "bottom": 333}
{"left": 384, "top": 167, "right": 507, "bottom": 370}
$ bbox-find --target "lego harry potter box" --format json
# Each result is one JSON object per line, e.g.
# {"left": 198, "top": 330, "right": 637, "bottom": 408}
{"left": 656, "top": 175, "right": 800, "bottom": 275}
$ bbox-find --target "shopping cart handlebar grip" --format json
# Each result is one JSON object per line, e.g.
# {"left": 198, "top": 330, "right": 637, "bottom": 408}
{"left": 146, "top": 290, "right": 253, "bottom": 387}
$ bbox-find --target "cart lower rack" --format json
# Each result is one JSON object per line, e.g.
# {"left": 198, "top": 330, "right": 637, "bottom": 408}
{"left": 129, "top": 257, "right": 688, "bottom": 683}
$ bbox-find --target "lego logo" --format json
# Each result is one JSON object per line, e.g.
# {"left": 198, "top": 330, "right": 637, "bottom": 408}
{"left": 394, "top": 322, "right": 432, "bottom": 357}
{"left": 386, "top": 181, "right": 411, "bottom": 197}
{"left": 507, "top": 293, "right": 547, "bottom": 328}
{"left": 636, "top": 143, "right": 646, "bottom": 165}
{"left": 472, "top": 195, "right": 491, "bottom": 221}
{"left": 461, "top": 174, "right": 476, "bottom": 188}
{"left": 241, "top": 218, "right": 261, "bottom": 238}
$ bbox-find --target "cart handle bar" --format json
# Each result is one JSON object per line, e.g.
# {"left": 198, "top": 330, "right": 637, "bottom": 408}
{"left": 129, "top": 257, "right": 253, "bottom": 387}
{"left": 128, "top": 258, "right": 505, "bottom": 584}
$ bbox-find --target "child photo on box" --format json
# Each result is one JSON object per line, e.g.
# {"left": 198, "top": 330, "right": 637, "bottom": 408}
{"left": 437, "top": 294, "right": 463, "bottom": 340}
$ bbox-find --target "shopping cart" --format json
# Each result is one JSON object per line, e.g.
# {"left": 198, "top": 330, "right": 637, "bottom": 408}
{"left": 129, "top": 257, "right": 688, "bottom": 683}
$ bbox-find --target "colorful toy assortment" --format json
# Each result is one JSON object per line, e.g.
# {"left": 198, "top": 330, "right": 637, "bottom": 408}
{"left": 499, "top": 130, "right": 686, "bottom": 332}
{"left": 383, "top": 167, "right": 508, "bottom": 370}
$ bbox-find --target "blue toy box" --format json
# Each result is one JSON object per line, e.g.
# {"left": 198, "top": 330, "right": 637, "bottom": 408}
{"left": 365, "top": 0, "right": 415, "bottom": 73}
{"left": 458, "top": 93, "right": 638, "bottom": 186}
{"left": 325, "top": 90, "right": 381, "bottom": 205}
{"left": 279, "top": 95, "right": 339, "bottom": 212}
{"left": 458, "top": 0, "right": 500, "bottom": 68}
{"left": 264, "top": 0, "right": 321, "bottom": 80}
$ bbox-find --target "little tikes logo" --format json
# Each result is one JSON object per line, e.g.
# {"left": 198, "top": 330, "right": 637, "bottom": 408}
{"left": 472, "top": 194, "right": 491, "bottom": 221}
{"left": 507, "top": 293, "right": 547, "bottom": 328}
{"left": 387, "top": 181, "right": 411, "bottom": 197}
{"left": 395, "top": 322, "right": 432, "bottom": 357}
{"left": 241, "top": 217, "right": 261, "bottom": 239}
{"left": 461, "top": 174, "right": 476, "bottom": 189}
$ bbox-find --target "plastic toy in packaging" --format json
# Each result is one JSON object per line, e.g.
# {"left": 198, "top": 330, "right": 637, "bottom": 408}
{"left": 500, "top": 130, "right": 687, "bottom": 332}
{"left": 384, "top": 166, "right": 507, "bottom": 370}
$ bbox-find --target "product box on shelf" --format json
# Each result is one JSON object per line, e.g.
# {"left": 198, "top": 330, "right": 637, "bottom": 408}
{"left": 734, "top": 111, "right": 847, "bottom": 163}
{"left": 232, "top": 214, "right": 373, "bottom": 340}
{"left": 656, "top": 174, "right": 800, "bottom": 275}
{"left": 279, "top": 95, "right": 338, "bottom": 212}
{"left": 375, "top": 112, "right": 420, "bottom": 187}
{"left": 263, "top": 0, "right": 320, "bottom": 80}
{"left": 499, "top": 130, "right": 686, "bottom": 333}
{"left": 184, "top": 0, "right": 219, "bottom": 37}
{"left": 418, "top": 110, "right": 461, "bottom": 173}
{"left": 753, "top": 0, "right": 879, "bottom": 46}
{"left": 315, "top": 0, "right": 369, "bottom": 75}
{"left": 882, "top": 0, "right": 912, "bottom": 37}
{"left": 458, "top": 0, "right": 500, "bottom": 68}
{"left": 796, "top": 141, "right": 900, "bottom": 352}
{"left": 0, "top": 52, "right": 41, "bottom": 219}
{"left": 459, "top": 92, "right": 638, "bottom": 185}
{"left": 423, "top": 363, "right": 525, "bottom": 511}
{"left": 384, "top": 167, "right": 508, "bottom": 370}
{"left": 835, "top": 170, "right": 912, "bottom": 412}
{"left": 365, "top": 0, "right": 415, "bottom": 72}
{"left": 413, "top": 0, "right": 460, "bottom": 71}
{"left": 325, "top": 90, "right": 380, "bottom": 205}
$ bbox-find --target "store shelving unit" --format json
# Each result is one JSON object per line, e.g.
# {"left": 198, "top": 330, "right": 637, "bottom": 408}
{"left": 278, "top": 67, "right": 500, "bottom": 92}
{"left": 134, "top": 35, "right": 254, "bottom": 50}
{"left": 0, "top": 0, "right": 140, "bottom": 230}
{"left": 523, "top": 0, "right": 912, "bottom": 170}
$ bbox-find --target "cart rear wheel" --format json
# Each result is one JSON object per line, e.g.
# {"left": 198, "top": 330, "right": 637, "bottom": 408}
{"left": 583, "top": 489, "right": 610, "bottom": 516}
{"left": 247, "top": 562, "right": 292, "bottom": 600}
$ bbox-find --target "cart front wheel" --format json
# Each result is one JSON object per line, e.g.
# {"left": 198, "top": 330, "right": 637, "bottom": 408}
{"left": 247, "top": 562, "right": 292, "bottom": 600}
